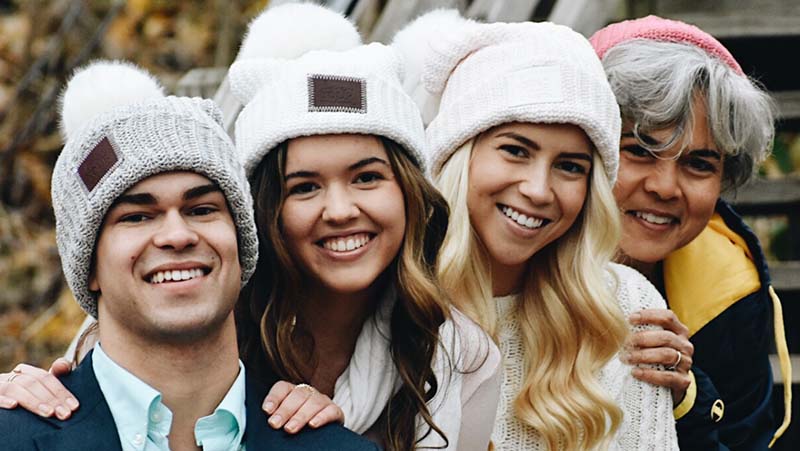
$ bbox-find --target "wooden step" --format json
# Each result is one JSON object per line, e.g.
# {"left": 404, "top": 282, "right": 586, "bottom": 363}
{"left": 656, "top": 0, "right": 800, "bottom": 38}
{"left": 725, "top": 177, "right": 800, "bottom": 215}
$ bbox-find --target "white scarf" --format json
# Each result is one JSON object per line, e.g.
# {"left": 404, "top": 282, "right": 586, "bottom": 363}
{"left": 333, "top": 289, "right": 464, "bottom": 449}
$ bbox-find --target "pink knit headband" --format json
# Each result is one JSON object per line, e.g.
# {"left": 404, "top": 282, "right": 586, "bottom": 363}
{"left": 589, "top": 15, "right": 744, "bottom": 76}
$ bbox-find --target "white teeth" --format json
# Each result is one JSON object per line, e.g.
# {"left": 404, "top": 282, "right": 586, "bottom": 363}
{"left": 635, "top": 211, "right": 673, "bottom": 225}
{"left": 322, "top": 233, "right": 371, "bottom": 253}
{"left": 501, "top": 205, "right": 545, "bottom": 230}
{"left": 149, "top": 268, "right": 205, "bottom": 284}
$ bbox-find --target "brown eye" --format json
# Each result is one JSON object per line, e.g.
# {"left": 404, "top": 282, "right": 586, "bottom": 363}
{"left": 354, "top": 172, "right": 384, "bottom": 184}
{"left": 189, "top": 206, "right": 217, "bottom": 216}
{"left": 119, "top": 213, "right": 150, "bottom": 223}
{"left": 556, "top": 161, "right": 589, "bottom": 175}
{"left": 685, "top": 157, "right": 717, "bottom": 173}
{"left": 622, "top": 145, "right": 653, "bottom": 158}
{"left": 288, "top": 182, "right": 319, "bottom": 195}
{"left": 499, "top": 144, "right": 528, "bottom": 158}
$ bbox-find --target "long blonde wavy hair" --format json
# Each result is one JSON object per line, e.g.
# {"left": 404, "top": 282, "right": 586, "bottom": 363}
{"left": 435, "top": 137, "right": 629, "bottom": 450}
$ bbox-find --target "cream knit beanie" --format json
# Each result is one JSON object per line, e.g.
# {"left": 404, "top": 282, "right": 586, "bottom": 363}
{"left": 228, "top": 2, "right": 426, "bottom": 175}
{"left": 52, "top": 60, "right": 258, "bottom": 318}
{"left": 393, "top": 10, "right": 621, "bottom": 182}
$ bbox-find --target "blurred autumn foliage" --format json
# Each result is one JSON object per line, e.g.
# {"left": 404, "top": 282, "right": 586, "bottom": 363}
{"left": 0, "top": 0, "right": 267, "bottom": 371}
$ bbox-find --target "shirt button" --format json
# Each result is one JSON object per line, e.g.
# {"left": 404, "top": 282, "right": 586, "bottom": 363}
{"left": 151, "top": 412, "right": 162, "bottom": 423}
{"left": 132, "top": 433, "right": 144, "bottom": 446}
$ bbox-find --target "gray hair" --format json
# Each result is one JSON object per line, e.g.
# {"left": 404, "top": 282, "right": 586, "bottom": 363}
{"left": 601, "top": 39, "right": 775, "bottom": 189}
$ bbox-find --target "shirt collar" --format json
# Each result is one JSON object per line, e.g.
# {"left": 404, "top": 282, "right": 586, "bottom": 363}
{"left": 92, "top": 343, "right": 169, "bottom": 450}
{"left": 92, "top": 343, "right": 247, "bottom": 451}
{"left": 194, "top": 360, "right": 247, "bottom": 450}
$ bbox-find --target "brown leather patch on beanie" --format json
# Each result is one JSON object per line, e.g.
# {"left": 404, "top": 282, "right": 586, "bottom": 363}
{"left": 308, "top": 74, "right": 366, "bottom": 113}
{"left": 78, "top": 137, "right": 119, "bottom": 193}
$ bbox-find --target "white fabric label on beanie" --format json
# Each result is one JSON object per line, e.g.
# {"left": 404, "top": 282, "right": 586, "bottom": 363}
{"left": 505, "top": 65, "right": 564, "bottom": 107}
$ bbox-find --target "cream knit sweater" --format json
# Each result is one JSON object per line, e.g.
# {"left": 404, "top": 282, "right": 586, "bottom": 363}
{"left": 491, "top": 263, "right": 679, "bottom": 450}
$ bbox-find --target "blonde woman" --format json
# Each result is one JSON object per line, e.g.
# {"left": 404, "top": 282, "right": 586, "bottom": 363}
{"left": 393, "top": 11, "right": 678, "bottom": 450}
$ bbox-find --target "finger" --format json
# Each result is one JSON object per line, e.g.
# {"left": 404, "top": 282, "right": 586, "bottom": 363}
{"left": 263, "top": 381, "right": 295, "bottom": 415}
{"left": 627, "top": 330, "right": 694, "bottom": 356}
{"left": 0, "top": 375, "right": 59, "bottom": 418}
{"left": 268, "top": 386, "right": 314, "bottom": 429}
{"left": 1, "top": 367, "right": 75, "bottom": 419}
{"left": 283, "top": 393, "right": 330, "bottom": 433}
{"left": 624, "top": 348, "right": 693, "bottom": 371}
{"left": 629, "top": 309, "right": 689, "bottom": 337}
{"left": 309, "top": 404, "right": 345, "bottom": 428}
{"left": 15, "top": 364, "right": 78, "bottom": 413}
{"left": 49, "top": 358, "right": 72, "bottom": 377}
{"left": 631, "top": 367, "right": 692, "bottom": 394}
{"left": 0, "top": 394, "right": 19, "bottom": 409}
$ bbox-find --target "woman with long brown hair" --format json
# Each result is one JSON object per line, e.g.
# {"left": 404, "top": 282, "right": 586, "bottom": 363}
{"left": 227, "top": 6, "right": 500, "bottom": 449}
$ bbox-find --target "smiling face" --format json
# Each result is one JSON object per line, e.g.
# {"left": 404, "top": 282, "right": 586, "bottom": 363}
{"left": 467, "top": 122, "right": 593, "bottom": 285}
{"left": 614, "top": 98, "right": 723, "bottom": 265}
{"left": 279, "top": 134, "right": 406, "bottom": 296}
{"left": 90, "top": 171, "right": 241, "bottom": 343}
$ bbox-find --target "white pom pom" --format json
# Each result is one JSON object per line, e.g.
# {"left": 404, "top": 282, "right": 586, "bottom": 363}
{"left": 60, "top": 60, "right": 165, "bottom": 140}
{"left": 236, "top": 2, "right": 361, "bottom": 62}
{"left": 392, "top": 9, "right": 475, "bottom": 125}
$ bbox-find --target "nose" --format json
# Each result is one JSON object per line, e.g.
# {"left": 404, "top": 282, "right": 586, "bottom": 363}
{"left": 321, "top": 185, "right": 359, "bottom": 224}
{"left": 643, "top": 160, "right": 682, "bottom": 201}
{"left": 152, "top": 210, "right": 199, "bottom": 250}
{"left": 518, "top": 166, "right": 555, "bottom": 205}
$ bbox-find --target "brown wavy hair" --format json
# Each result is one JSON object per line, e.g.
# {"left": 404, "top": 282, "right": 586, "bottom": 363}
{"left": 236, "top": 137, "right": 452, "bottom": 450}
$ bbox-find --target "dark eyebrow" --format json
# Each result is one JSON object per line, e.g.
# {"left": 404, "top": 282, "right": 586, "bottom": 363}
{"left": 184, "top": 184, "right": 221, "bottom": 200}
{"left": 349, "top": 157, "right": 389, "bottom": 170}
{"left": 285, "top": 157, "right": 389, "bottom": 180}
{"left": 111, "top": 192, "right": 157, "bottom": 207}
{"left": 622, "top": 131, "right": 722, "bottom": 161}
{"left": 561, "top": 152, "right": 593, "bottom": 162}
{"left": 285, "top": 170, "right": 319, "bottom": 180}
{"left": 496, "top": 132, "right": 540, "bottom": 150}
{"left": 621, "top": 131, "right": 660, "bottom": 146}
{"left": 686, "top": 149, "right": 722, "bottom": 160}
{"left": 111, "top": 184, "right": 220, "bottom": 208}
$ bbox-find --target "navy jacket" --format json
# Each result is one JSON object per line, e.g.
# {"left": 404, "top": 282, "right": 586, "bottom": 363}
{"left": 670, "top": 201, "right": 780, "bottom": 450}
{"left": 0, "top": 351, "right": 379, "bottom": 451}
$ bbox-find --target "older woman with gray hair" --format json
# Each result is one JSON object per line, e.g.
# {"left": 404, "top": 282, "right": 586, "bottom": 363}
{"left": 590, "top": 16, "right": 790, "bottom": 451}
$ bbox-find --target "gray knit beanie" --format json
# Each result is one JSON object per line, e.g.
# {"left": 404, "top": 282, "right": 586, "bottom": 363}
{"left": 52, "top": 60, "right": 258, "bottom": 318}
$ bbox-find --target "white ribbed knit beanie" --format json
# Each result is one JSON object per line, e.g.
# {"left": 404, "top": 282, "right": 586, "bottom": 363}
{"left": 52, "top": 60, "right": 258, "bottom": 318}
{"left": 228, "top": 2, "right": 426, "bottom": 175}
{"left": 392, "top": 10, "right": 621, "bottom": 182}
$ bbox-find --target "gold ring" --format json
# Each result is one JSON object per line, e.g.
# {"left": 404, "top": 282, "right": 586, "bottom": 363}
{"left": 666, "top": 350, "right": 682, "bottom": 371}
{"left": 296, "top": 383, "right": 316, "bottom": 395}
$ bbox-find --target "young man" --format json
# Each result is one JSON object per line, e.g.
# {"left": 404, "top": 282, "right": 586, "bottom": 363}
{"left": 0, "top": 61, "right": 377, "bottom": 451}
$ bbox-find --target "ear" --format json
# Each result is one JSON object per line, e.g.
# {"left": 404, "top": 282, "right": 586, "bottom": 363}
{"left": 89, "top": 266, "right": 100, "bottom": 292}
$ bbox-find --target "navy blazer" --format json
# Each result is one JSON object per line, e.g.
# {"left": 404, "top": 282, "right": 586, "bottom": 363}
{"left": 0, "top": 351, "right": 379, "bottom": 451}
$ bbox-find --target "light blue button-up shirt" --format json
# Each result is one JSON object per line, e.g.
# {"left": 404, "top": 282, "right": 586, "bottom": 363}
{"left": 92, "top": 344, "right": 247, "bottom": 451}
